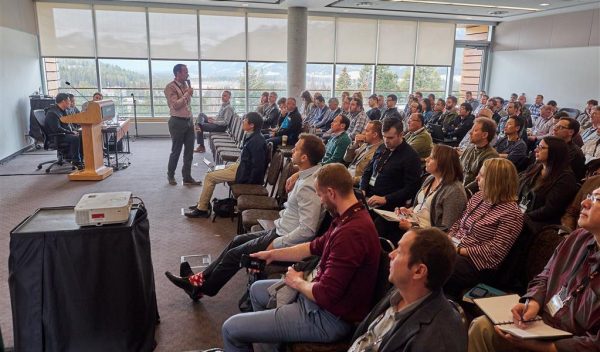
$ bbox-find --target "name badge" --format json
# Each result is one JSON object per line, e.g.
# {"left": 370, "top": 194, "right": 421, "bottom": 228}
{"left": 518, "top": 197, "right": 529, "bottom": 214}
{"left": 546, "top": 286, "right": 567, "bottom": 317}
{"left": 369, "top": 175, "right": 377, "bottom": 187}
{"left": 451, "top": 237, "right": 461, "bottom": 248}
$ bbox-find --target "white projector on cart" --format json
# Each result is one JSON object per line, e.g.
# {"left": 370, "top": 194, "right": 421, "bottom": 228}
{"left": 75, "top": 192, "right": 133, "bottom": 226}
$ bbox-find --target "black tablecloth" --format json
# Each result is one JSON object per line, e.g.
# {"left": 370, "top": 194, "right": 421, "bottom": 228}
{"left": 9, "top": 205, "right": 157, "bottom": 351}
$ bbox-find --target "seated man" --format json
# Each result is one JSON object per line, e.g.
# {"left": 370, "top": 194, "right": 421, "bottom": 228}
{"left": 165, "top": 134, "right": 325, "bottom": 299}
{"left": 495, "top": 116, "right": 528, "bottom": 168}
{"left": 221, "top": 164, "right": 381, "bottom": 351}
{"left": 366, "top": 93, "right": 381, "bottom": 121}
{"left": 266, "top": 97, "right": 302, "bottom": 148}
{"left": 460, "top": 118, "right": 499, "bottom": 191}
{"left": 321, "top": 114, "right": 351, "bottom": 164}
{"left": 469, "top": 186, "right": 600, "bottom": 352}
{"left": 44, "top": 93, "right": 82, "bottom": 166}
{"left": 185, "top": 112, "right": 267, "bottom": 218}
{"left": 314, "top": 97, "right": 341, "bottom": 131}
{"left": 350, "top": 228, "right": 467, "bottom": 352}
{"left": 404, "top": 112, "right": 433, "bottom": 160}
{"left": 262, "top": 92, "right": 280, "bottom": 129}
{"left": 344, "top": 120, "right": 384, "bottom": 186}
{"left": 445, "top": 102, "right": 475, "bottom": 142}
{"left": 195, "top": 90, "right": 235, "bottom": 153}
{"left": 381, "top": 94, "right": 403, "bottom": 120}
{"left": 81, "top": 91, "right": 103, "bottom": 112}
{"left": 347, "top": 98, "right": 369, "bottom": 140}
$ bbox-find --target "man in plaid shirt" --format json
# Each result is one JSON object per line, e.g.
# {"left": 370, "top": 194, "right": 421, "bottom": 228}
{"left": 529, "top": 94, "right": 544, "bottom": 119}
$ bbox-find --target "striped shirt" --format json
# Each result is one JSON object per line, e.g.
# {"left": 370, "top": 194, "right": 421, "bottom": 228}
{"left": 449, "top": 191, "right": 523, "bottom": 271}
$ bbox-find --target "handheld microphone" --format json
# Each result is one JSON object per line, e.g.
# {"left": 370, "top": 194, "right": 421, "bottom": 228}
{"left": 185, "top": 79, "right": 191, "bottom": 89}
{"left": 65, "top": 81, "right": 90, "bottom": 102}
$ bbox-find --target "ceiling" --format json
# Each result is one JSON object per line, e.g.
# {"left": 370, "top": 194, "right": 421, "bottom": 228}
{"left": 108, "top": 0, "right": 600, "bottom": 22}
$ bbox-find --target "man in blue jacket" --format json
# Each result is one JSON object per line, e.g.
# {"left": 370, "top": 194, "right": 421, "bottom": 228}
{"left": 185, "top": 112, "right": 267, "bottom": 218}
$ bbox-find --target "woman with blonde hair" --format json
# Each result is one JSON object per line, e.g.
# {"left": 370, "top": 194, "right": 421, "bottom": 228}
{"left": 444, "top": 158, "right": 524, "bottom": 300}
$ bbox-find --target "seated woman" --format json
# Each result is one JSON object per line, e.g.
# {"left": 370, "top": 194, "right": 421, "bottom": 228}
{"left": 396, "top": 145, "right": 468, "bottom": 232}
{"left": 444, "top": 158, "right": 523, "bottom": 300}
{"left": 518, "top": 136, "right": 579, "bottom": 233}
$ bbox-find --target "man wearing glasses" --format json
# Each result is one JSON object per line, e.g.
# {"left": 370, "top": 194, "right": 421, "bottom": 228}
{"left": 553, "top": 117, "right": 586, "bottom": 181}
{"left": 469, "top": 189, "right": 600, "bottom": 352}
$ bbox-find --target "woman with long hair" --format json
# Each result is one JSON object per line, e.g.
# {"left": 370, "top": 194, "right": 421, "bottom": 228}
{"left": 300, "top": 90, "right": 315, "bottom": 121}
{"left": 518, "top": 136, "right": 579, "bottom": 230}
{"left": 396, "top": 145, "right": 468, "bottom": 232}
{"left": 444, "top": 158, "right": 523, "bottom": 300}
{"left": 421, "top": 98, "right": 433, "bottom": 124}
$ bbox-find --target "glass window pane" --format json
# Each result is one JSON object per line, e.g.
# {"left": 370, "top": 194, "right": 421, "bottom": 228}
{"left": 44, "top": 58, "right": 98, "bottom": 102}
{"left": 199, "top": 12, "right": 245, "bottom": 60}
{"left": 95, "top": 6, "right": 148, "bottom": 58}
{"left": 416, "top": 22, "right": 455, "bottom": 66}
{"left": 306, "top": 64, "right": 333, "bottom": 100}
{"left": 451, "top": 47, "right": 484, "bottom": 100}
{"left": 201, "top": 61, "right": 245, "bottom": 115}
{"left": 375, "top": 65, "right": 412, "bottom": 106}
{"left": 149, "top": 9, "right": 198, "bottom": 59}
{"left": 456, "top": 24, "right": 491, "bottom": 41}
{"left": 247, "top": 62, "right": 287, "bottom": 112}
{"left": 307, "top": 17, "right": 335, "bottom": 63}
{"left": 152, "top": 60, "right": 200, "bottom": 118}
{"left": 377, "top": 20, "right": 417, "bottom": 65}
{"left": 335, "top": 65, "right": 373, "bottom": 98}
{"left": 413, "top": 66, "right": 448, "bottom": 98}
{"left": 99, "top": 59, "right": 150, "bottom": 117}
{"left": 37, "top": 3, "right": 95, "bottom": 57}
{"left": 247, "top": 14, "right": 287, "bottom": 62}
{"left": 336, "top": 18, "right": 377, "bottom": 64}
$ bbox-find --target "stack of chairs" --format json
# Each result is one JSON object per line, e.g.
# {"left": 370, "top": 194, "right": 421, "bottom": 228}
{"left": 208, "top": 114, "right": 244, "bottom": 163}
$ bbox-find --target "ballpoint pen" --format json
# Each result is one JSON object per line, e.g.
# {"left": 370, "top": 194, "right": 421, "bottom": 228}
{"left": 521, "top": 298, "right": 530, "bottom": 323}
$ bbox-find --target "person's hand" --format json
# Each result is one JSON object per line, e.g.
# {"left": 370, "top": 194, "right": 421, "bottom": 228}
{"left": 207, "top": 117, "right": 215, "bottom": 123}
{"left": 395, "top": 207, "right": 413, "bottom": 216}
{"left": 367, "top": 195, "right": 387, "bottom": 207}
{"left": 250, "top": 250, "right": 274, "bottom": 264}
{"left": 283, "top": 266, "right": 304, "bottom": 290}
{"left": 285, "top": 172, "right": 300, "bottom": 193}
{"left": 454, "top": 147, "right": 464, "bottom": 156}
{"left": 493, "top": 326, "right": 557, "bottom": 352}
{"left": 398, "top": 218, "right": 412, "bottom": 230}
{"left": 194, "top": 125, "right": 201, "bottom": 132}
{"left": 186, "top": 86, "right": 194, "bottom": 96}
{"left": 511, "top": 300, "right": 540, "bottom": 327}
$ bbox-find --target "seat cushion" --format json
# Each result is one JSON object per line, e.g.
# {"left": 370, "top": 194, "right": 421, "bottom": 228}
{"left": 220, "top": 151, "right": 240, "bottom": 163}
{"left": 241, "top": 209, "right": 280, "bottom": 230}
{"left": 237, "top": 195, "right": 279, "bottom": 211}
{"left": 231, "top": 184, "right": 269, "bottom": 198}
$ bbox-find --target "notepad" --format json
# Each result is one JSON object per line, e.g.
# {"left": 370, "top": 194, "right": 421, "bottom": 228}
{"left": 373, "top": 208, "right": 417, "bottom": 223}
{"left": 474, "top": 295, "right": 572, "bottom": 340}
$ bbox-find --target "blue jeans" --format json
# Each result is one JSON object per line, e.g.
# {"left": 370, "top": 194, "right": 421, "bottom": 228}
{"left": 222, "top": 280, "right": 352, "bottom": 352}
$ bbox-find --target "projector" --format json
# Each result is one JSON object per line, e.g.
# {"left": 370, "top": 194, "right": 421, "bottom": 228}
{"left": 75, "top": 192, "right": 133, "bottom": 226}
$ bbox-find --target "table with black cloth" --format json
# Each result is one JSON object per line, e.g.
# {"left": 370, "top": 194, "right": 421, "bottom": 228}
{"left": 9, "top": 205, "right": 158, "bottom": 352}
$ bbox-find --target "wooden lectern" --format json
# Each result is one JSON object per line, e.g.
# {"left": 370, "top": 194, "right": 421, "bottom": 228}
{"left": 61, "top": 101, "right": 114, "bottom": 181}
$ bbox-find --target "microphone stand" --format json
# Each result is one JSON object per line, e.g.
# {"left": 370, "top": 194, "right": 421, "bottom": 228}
{"left": 131, "top": 93, "right": 139, "bottom": 138}
{"left": 65, "top": 81, "right": 89, "bottom": 102}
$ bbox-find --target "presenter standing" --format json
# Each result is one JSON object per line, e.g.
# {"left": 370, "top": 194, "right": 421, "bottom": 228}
{"left": 164, "top": 64, "right": 201, "bottom": 186}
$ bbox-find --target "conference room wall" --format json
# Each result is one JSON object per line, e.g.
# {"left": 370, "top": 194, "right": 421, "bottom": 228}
{"left": 0, "top": 0, "right": 42, "bottom": 160}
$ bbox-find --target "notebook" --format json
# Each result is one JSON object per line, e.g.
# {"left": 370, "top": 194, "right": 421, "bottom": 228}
{"left": 373, "top": 208, "right": 418, "bottom": 223}
{"left": 203, "top": 157, "right": 226, "bottom": 171}
{"left": 474, "top": 295, "right": 572, "bottom": 340}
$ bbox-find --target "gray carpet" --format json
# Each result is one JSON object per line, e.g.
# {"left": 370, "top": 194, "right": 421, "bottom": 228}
{"left": 0, "top": 138, "right": 250, "bottom": 351}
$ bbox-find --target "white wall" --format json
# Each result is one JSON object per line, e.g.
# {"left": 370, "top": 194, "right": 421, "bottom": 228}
{"left": 0, "top": 0, "right": 42, "bottom": 160}
{"left": 488, "top": 46, "right": 600, "bottom": 108}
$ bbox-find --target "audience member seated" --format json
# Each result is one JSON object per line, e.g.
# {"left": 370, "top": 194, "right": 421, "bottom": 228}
{"left": 299, "top": 90, "right": 315, "bottom": 122}
{"left": 498, "top": 101, "right": 526, "bottom": 140}
{"left": 561, "top": 174, "right": 600, "bottom": 231}
{"left": 321, "top": 115, "right": 351, "bottom": 164}
{"left": 307, "top": 95, "right": 328, "bottom": 127}
{"left": 440, "top": 96, "right": 459, "bottom": 130}
{"left": 552, "top": 116, "right": 586, "bottom": 181}
{"left": 518, "top": 136, "right": 578, "bottom": 232}
{"left": 341, "top": 95, "right": 351, "bottom": 117}
{"left": 264, "top": 97, "right": 286, "bottom": 135}
{"left": 378, "top": 94, "right": 387, "bottom": 115}
{"left": 444, "top": 158, "right": 523, "bottom": 301}
{"left": 44, "top": 93, "right": 82, "bottom": 166}
{"left": 65, "top": 93, "right": 80, "bottom": 115}
{"left": 221, "top": 164, "right": 381, "bottom": 351}
{"left": 473, "top": 94, "right": 488, "bottom": 117}
{"left": 460, "top": 118, "right": 499, "bottom": 193}
{"left": 404, "top": 112, "right": 433, "bottom": 160}
{"left": 366, "top": 94, "right": 381, "bottom": 121}
{"left": 527, "top": 105, "right": 556, "bottom": 148}
{"left": 360, "top": 117, "right": 422, "bottom": 243}
{"left": 349, "top": 228, "right": 467, "bottom": 352}
{"left": 165, "top": 134, "right": 325, "bottom": 300}
{"left": 528, "top": 94, "right": 544, "bottom": 119}
{"left": 255, "top": 91, "right": 269, "bottom": 116}
{"left": 262, "top": 92, "right": 280, "bottom": 129}
{"left": 195, "top": 90, "right": 235, "bottom": 153}
{"left": 314, "top": 97, "right": 341, "bottom": 131}
{"left": 578, "top": 98, "right": 598, "bottom": 129}
{"left": 185, "top": 112, "right": 267, "bottom": 218}
{"left": 580, "top": 105, "right": 600, "bottom": 144}
{"left": 494, "top": 97, "right": 508, "bottom": 120}
{"left": 427, "top": 98, "right": 445, "bottom": 126}
{"left": 266, "top": 97, "right": 302, "bottom": 148}
{"left": 547, "top": 99, "right": 558, "bottom": 115}
{"left": 420, "top": 98, "right": 433, "bottom": 124}
{"left": 81, "top": 91, "right": 103, "bottom": 111}
{"left": 458, "top": 108, "right": 495, "bottom": 151}
{"left": 344, "top": 120, "right": 383, "bottom": 186}
{"left": 396, "top": 144, "right": 467, "bottom": 233}
{"left": 468, "top": 186, "right": 600, "bottom": 352}
{"left": 465, "top": 90, "right": 479, "bottom": 111}
{"left": 445, "top": 102, "right": 475, "bottom": 142}
{"left": 381, "top": 94, "right": 403, "bottom": 120}
{"left": 347, "top": 98, "right": 369, "bottom": 139}
{"left": 518, "top": 94, "right": 532, "bottom": 127}
{"left": 495, "top": 116, "right": 528, "bottom": 168}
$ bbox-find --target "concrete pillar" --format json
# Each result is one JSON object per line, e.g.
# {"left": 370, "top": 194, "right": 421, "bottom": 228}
{"left": 287, "top": 7, "right": 307, "bottom": 100}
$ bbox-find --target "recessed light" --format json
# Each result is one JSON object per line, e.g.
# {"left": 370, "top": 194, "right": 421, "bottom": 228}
{"left": 489, "top": 10, "right": 509, "bottom": 15}
{"left": 356, "top": 2, "right": 373, "bottom": 7}
{"left": 242, "top": 3, "right": 248, "bottom": 6}
{"left": 540, "top": 3, "right": 550, "bottom": 5}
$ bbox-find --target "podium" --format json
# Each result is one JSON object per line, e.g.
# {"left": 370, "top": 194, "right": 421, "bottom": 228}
{"left": 61, "top": 101, "right": 114, "bottom": 181}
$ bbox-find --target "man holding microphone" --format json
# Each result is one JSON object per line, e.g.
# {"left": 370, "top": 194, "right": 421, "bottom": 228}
{"left": 164, "top": 64, "right": 201, "bottom": 186}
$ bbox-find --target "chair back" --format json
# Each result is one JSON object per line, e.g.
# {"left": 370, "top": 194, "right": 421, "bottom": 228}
{"left": 559, "top": 107, "right": 581, "bottom": 119}
{"left": 265, "top": 142, "right": 274, "bottom": 166}
{"left": 33, "top": 109, "right": 52, "bottom": 149}
{"left": 274, "top": 158, "right": 294, "bottom": 201}
{"left": 265, "top": 151, "right": 284, "bottom": 187}
{"left": 371, "top": 242, "right": 393, "bottom": 307}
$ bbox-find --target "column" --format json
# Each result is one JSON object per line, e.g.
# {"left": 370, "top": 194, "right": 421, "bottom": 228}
{"left": 287, "top": 7, "right": 307, "bottom": 100}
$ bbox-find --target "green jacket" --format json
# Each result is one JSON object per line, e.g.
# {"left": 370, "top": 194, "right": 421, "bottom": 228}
{"left": 322, "top": 132, "right": 351, "bottom": 164}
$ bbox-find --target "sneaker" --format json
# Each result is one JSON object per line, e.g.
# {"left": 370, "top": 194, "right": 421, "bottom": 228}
{"left": 183, "top": 178, "right": 202, "bottom": 186}
{"left": 194, "top": 146, "right": 206, "bottom": 153}
{"left": 184, "top": 208, "right": 210, "bottom": 218}
{"left": 168, "top": 176, "right": 177, "bottom": 185}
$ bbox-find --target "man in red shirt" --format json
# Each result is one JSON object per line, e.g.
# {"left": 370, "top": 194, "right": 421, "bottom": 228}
{"left": 221, "top": 163, "right": 380, "bottom": 351}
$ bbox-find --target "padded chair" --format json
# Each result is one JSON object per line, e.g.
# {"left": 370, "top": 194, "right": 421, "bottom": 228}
{"left": 559, "top": 107, "right": 581, "bottom": 119}
{"left": 230, "top": 151, "right": 284, "bottom": 198}
{"left": 33, "top": 109, "right": 76, "bottom": 173}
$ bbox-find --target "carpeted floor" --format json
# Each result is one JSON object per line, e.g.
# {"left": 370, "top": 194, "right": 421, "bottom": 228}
{"left": 0, "top": 137, "right": 251, "bottom": 351}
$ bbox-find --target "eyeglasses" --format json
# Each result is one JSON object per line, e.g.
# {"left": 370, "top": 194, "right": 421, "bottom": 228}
{"left": 536, "top": 145, "right": 549, "bottom": 150}
{"left": 585, "top": 193, "right": 600, "bottom": 204}
{"left": 554, "top": 125, "right": 570, "bottom": 130}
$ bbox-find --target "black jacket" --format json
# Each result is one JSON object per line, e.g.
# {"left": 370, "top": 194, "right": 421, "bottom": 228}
{"left": 44, "top": 105, "right": 74, "bottom": 136}
{"left": 381, "top": 107, "right": 402, "bottom": 121}
{"left": 263, "top": 104, "right": 280, "bottom": 129}
{"left": 235, "top": 131, "right": 267, "bottom": 184}
{"left": 367, "top": 107, "right": 381, "bottom": 121}
{"left": 276, "top": 107, "right": 302, "bottom": 145}
{"left": 445, "top": 114, "right": 474, "bottom": 141}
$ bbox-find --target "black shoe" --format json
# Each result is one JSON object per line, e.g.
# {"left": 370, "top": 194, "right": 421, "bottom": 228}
{"left": 180, "top": 261, "right": 194, "bottom": 277}
{"left": 183, "top": 178, "right": 202, "bottom": 186}
{"left": 168, "top": 176, "right": 177, "bottom": 185}
{"left": 185, "top": 208, "right": 210, "bottom": 218}
{"left": 189, "top": 205, "right": 199, "bottom": 210}
{"left": 165, "top": 271, "right": 201, "bottom": 301}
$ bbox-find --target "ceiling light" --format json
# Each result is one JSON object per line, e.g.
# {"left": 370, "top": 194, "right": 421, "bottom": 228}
{"left": 390, "top": 0, "right": 539, "bottom": 11}
{"left": 488, "top": 10, "right": 509, "bottom": 15}
{"left": 356, "top": 2, "right": 373, "bottom": 7}
{"left": 540, "top": 3, "right": 550, "bottom": 5}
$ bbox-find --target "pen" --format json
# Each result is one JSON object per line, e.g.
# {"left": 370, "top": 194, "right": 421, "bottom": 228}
{"left": 521, "top": 298, "right": 530, "bottom": 323}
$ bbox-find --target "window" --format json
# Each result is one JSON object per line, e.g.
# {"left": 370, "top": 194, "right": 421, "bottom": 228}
{"left": 306, "top": 64, "right": 333, "bottom": 100}
{"left": 416, "top": 22, "right": 455, "bottom": 66}
{"left": 95, "top": 6, "right": 148, "bottom": 58}
{"left": 335, "top": 65, "right": 373, "bottom": 98}
{"left": 247, "top": 14, "right": 287, "bottom": 62}
{"left": 375, "top": 65, "right": 412, "bottom": 105}
{"left": 336, "top": 18, "right": 377, "bottom": 64}
{"left": 307, "top": 17, "right": 335, "bottom": 63}
{"left": 451, "top": 47, "right": 485, "bottom": 100}
{"left": 201, "top": 61, "right": 245, "bottom": 115}
{"left": 98, "top": 59, "right": 150, "bottom": 117}
{"left": 247, "top": 62, "right": 286, "bottom": 112}
{"left": 149, "top": 9, "right": 198, "bottom": 59}
{"left": 152, "top": 60, "right": 200, "bottom": 118}
{"left": 36, "top": 3, "right": 95, "bottom": 57}
{"left": 44, "top": 58, "right": 98, "bottom": 100}
{"left": 377, "top": 20, "right": 417, "bottom": 65}
{"left": 455, "top": 24, "right": 491, "bottom": 41}
{"left": 413, "top": 66, "right": 449, "bottom": 98}
{"left": 199, "top": 12, "right": 245, "bottom": 61}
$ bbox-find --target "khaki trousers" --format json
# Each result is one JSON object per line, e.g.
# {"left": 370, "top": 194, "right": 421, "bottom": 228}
{"left": 468, "top": 315, "right": 526, "bottom": 352}
{"left": 197, "top": 163, "right": 239, "bottom": 210}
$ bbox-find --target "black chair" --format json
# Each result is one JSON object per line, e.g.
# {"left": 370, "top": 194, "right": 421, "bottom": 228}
{"left": 33, "top": 109, "right": 75, "bottom": 173}
{"left": 559, "top": 107, "right": 581, "bottom": 119}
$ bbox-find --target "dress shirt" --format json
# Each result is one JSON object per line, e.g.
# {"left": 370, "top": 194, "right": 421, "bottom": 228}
{"left": 214, "top": 102, "right": 235, "bottom": 126}
{"left": 348, "top": 111, "right": 369, "bottom": 139}
{"left": 529, "top": 103, "right": 543, "bottom": 118}
{"left": 532, "top": 115, "right": 555, "bottom": 138}
{"left": 315, "top": 108, "right": 341, "bottom": 130}
{"left": 164, "top": 80, "right": 192, "bottom": 118}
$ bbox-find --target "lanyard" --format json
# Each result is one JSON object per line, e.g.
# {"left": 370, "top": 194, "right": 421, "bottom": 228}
{"left": 458, "top": 198, "right": 494, "bottom": 236}
{"left": 416, "top": 179, "right": 440, "bottom": 212}
{"left": 373, "top": 148, "right": 394, "bottom": 176}
{"left": 562, "top": 246, "right": 599, "bottom": 303}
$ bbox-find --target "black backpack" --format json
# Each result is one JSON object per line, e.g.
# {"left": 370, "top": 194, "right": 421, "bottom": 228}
{"left": 211, "top": 197, "right": 237, "bottom": 222}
